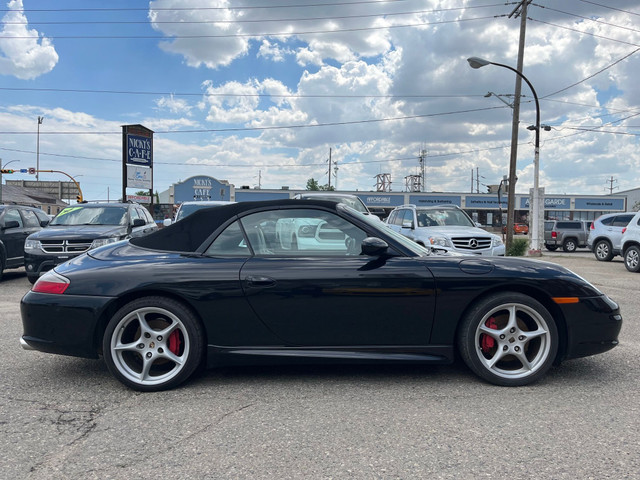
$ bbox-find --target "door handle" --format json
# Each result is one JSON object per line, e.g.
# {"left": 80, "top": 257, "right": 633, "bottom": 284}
{"left": 245, "top": 275, "right": 276, "bottom": 287}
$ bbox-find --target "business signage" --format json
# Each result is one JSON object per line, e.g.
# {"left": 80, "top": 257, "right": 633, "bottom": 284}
{"left": 520, "top": 197, "right": 569, "bottom": 209}
{"left": 410, "top": 195, "right": 462, "bottom": 207}
{"left": 356, "top": 194, "right": 405, "bottom": 207}
{"left": 126, "top": 165, "right": 151, "bottom": 189}
{"left": 465, "top": 196, "right": 506, "bottom": 209}
{"left": 123, "top": 124, "right": 153, "bottom": 167}
{"left": 174, "top": 176, "right": 232, "bottom": 203}
{"left": 574, "top": 197, "right": 625, "bottom": 211}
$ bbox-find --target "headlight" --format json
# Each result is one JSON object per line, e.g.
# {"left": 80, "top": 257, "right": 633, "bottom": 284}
{"left": 429, "top": 236, "right": 452, "bottom": 248}
{"left": 24, "top": 239, "right": 42, "bottom": 251}
{"left": 90, "top": 237, "right": 119, "bottom": 249}
{"left": 492, "top": 236, "right": 504, "bottom": 247}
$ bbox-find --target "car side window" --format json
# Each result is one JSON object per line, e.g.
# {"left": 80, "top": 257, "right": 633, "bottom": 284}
{"left": 612, "top": 215, "right": 633, "bottom": 227}
{"left": 600, "top": 216, "right": 614, "bottom": 226}
{"left": 4, "top": 208, "right": 23, "bottom": 228}
{"left": 387, "top": 211, "right": 396, "bottom": 224}
{"left": 21, "top": 209, "right": 40, "bottom": 228}
{"left": 239, "top": 208, "right": 367, "bottom": 257}
{"left": 204, "top": 221, "right": 250, "bottom": 257}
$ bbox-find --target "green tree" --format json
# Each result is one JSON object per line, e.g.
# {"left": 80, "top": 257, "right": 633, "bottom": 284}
{"left": 306, "top": 178, "right": 335, "bottom": 191}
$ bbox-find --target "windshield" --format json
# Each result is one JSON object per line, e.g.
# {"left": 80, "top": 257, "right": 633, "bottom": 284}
{"left": 176, "top": 202, "right": 228, "bottom": 221}
{"left": 416, "top": 208, "right": 474, "bottom": 227}
{"left": 51, "top": 206, "right": 128, "bottom": 226}
{"left": 301, "top": 195, "right": 368, "bottom": 213}
{"left": 339, "top": 205, "right": 430, "bottom": 256}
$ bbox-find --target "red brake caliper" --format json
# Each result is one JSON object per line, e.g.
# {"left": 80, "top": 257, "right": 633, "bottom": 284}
{"left": 481, "top": 317, "right": 498, "bottom": 353}
{"left": 168, "top": 330, "right": 182, "bottom": 355}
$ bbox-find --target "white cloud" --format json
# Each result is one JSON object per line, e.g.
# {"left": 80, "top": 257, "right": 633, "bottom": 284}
{"left": 0, "top": 0, "right": 59, "bottom": 79}
{"left": 155, "top": 94, "right": 193, "bottom": 116}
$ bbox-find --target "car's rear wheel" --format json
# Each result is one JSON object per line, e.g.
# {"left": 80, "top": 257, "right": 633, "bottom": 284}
{"left": 562, "top": 238, "right": 577, "bottom": 252}
{"left": 103, "top": 297, "right": 205, "bottom": 391}
{"left": 624, "top": 245, "right": 640, "bottom": 273}
{"left": 594, "top": 240, "right": 614, "bottom": 262}
{"left": 457, "top": 293, "right": 558, "bottom": 386}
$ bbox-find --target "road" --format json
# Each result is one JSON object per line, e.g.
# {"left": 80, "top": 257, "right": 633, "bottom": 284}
{"left": 1, "top": 254, "right": 638, "bottom": 479}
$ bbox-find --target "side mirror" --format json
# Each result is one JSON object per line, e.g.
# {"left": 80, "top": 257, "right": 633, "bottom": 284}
{"left": 40, "top": 219, "right": 50, "bottom": 227}
{"left": 1, "top": 220, "right": 20, "bottom": 230}
{"left": 401, "top": 220, "right": 414, "bottom": 229}
{"left": 361, "top": 237, "right": 389, "bottom": 256}
{"left": 163, "top": 218, "right": 173, "bottom": 227}
{"left": 132, "top": 218, "right": 146, "bottom": 228}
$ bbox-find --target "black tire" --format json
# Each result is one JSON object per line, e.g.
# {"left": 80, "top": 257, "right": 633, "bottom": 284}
{"left": 0, "top": 256, "right": 4, "bottom": 282}
{"left": 562, "top": 238, "right": 577, "bottom": 253}
{"left": 103, "top": 296, "right": 205, "bottom": 392}
{"left": 594, "top": 240, "right": 613, "bottom": 262}
{"left": 27, "top": 274, "right": 38, "bottom": 285}
{"left": 457, "top": 292, "right": 558, "bottom": 386}
{"left": 545, "top": 245, "right": 558, "bottom": 251}
{"left": 624, "top": 245, "right": 640, "bottom": 273}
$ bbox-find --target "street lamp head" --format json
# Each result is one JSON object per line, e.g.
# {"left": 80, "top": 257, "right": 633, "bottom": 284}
{"left": 467, "top": 56, "right": 491, "bottom": 69}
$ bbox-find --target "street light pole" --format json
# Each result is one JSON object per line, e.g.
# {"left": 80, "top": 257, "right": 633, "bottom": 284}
{"left": 467, "top": 56, "right": 543, "bottom": 251}
{"left": 36, "top": 116, "right": 43, "bottom": 182}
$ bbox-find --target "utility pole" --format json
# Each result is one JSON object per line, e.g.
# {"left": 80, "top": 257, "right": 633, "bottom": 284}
{"left": 327, "top": 148, "right": 332, "bottom": 189}
{"left": 504, "top": 0, "right": 530, "bottom": 251}
{"left": 605, "top": 176, "right": 618, "bottom": 194}
{"left": 36, "top": 116, "right": 43, "bottom": 181}
{"left": 418, "top": 149, "right": 427, "bottom": 192}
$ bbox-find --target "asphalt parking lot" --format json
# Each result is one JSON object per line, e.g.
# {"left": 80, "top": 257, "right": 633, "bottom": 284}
{"left": 1, "top": 253, "right": 638, "bottom": 479}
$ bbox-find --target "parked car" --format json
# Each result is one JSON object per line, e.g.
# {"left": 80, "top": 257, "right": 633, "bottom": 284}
{"left": 543, "top": 220, "right": 591, "bottom": 252}
{"left": 386, "top": 204, "right": 504, "bottom": 256}
{"left": 503, "top": 223, "right": 529, "bottom": 235}
{"left": 621, "top": 211, "right": 640, "bottom": 272}
{"left": 0, "top": 205, "right": 49, "bottom": 281}
{"left": 24, "top": 202, "right": 158, "bottom": 283}
{"left": 21, "top": 199, "right": 621, "bottom": 391}
{"left": 163, "top": 200, "right": 233, "bottom": 226}
{"left": 293, "top": 192, "right": 381, "bottom": 221}
{"left": 587, "top": 212, "right": 635, "bottom": 262}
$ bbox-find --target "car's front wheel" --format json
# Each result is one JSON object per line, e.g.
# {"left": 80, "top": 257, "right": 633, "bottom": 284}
{"left": 624, "top": 245, "right": 640, "bottom": 273}
{"left": 103, "top": 297, "right": 205, "bottom": 391}
{"left": 594, "top": 240, "right": 613, "bottom": 262}
{"left": 457, "top": 293, "right": 558, "bottom": 386}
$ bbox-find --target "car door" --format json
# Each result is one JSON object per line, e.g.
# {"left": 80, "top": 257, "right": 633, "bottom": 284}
{"left": 2, "top": 208, "right": 28, "bottom": 267}
{"left": 237, "top": 208, "right": 436, "bottom": 346}
{"left": 610, "top": 214, "right": 634, "bottom": 250}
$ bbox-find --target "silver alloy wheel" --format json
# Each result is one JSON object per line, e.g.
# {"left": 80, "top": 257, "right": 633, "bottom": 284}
{"left": 595, "top": 241, "right": 611, "bottom": 260}
{"left": 110, "top": 306, "right": 190, "bottom": 387}
{"left": 474, "top": 302, "right": 552, "bottom": 380}
{"left": 625, "top": 247, "right": 639, "bottom": 271}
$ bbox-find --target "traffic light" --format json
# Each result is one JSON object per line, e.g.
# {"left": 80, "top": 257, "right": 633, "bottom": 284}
{"left": 76, "top": 194, "right": 84, "bottom": 203}
{"left": 0, "top": 169, "right": 14, "bottom": 174}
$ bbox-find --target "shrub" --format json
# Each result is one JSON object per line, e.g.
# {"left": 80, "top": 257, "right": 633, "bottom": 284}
{"left": 507, "top": 238, "right": 529, "bottom": 256}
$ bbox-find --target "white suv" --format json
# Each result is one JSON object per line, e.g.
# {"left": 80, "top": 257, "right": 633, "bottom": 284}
{"left": 385, "top": 204, "right": 504, "bottom": 256}
{"left": 621, "top": 211, "right": 640, "bottom": 273}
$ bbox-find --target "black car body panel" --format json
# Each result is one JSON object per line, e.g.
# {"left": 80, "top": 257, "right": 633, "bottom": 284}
{"left": 0, "top": 205, "right": 49, "bottom": 279}
{"left": 20, "top": 199, "right": 622, "bottom": 389}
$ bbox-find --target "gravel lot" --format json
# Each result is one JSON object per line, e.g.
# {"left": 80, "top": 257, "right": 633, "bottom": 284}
{"left": 1, "top": 254, "right": 638, "bottom": 479}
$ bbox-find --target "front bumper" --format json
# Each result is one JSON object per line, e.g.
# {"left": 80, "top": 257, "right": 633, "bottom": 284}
{"left": 24, "top": 251, "right": 83, "bottom": 279}
{"left": 560, "top": 295, "right": 622, "bottom": 360}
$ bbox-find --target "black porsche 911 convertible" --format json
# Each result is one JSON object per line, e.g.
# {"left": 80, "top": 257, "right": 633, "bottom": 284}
{"left": 20, "top": 199, "right": 622, "bottom": 391}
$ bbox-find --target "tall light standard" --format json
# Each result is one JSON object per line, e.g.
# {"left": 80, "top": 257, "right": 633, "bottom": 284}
{"left": 36, "top": 116, "right": 43, "bottom": 182}
{"left": 467, "top": 56, "right": 542, "bottom": 251}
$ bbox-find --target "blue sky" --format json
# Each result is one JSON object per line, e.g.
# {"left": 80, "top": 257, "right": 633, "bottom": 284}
{"left": 1, "top": 0, "right": 639, "bottom": 202}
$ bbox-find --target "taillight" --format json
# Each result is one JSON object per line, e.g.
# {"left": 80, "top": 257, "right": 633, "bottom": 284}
{"left": 551, "top": 231, "right": 557, "bottom": 238}
{"left": 622, "top": 227, "right": 627, "bottom": 234}
{"left": 32, "top": 271, "right": 70, "bottom": 294}
{"left": 590, "top": 223, "right": 595, "bottom": 230}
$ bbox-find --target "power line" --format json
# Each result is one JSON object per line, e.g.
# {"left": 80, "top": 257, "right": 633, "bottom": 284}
{"left": 1, "top": 4, "right": 507, "bottom": 25}
{"left": 534, "top": 4, "right": 640, "bottom": 34}
{"left": 0, "top": 105, "right": 509, "bottom": 136}
{"left": 529, "top": 17, "right": 640, "bottom": 48}
{"left": 0, "top": 15, "right": 497, "bottom": 39}
{"left": 575, "top": 0, "right": 640, "bottom": 17}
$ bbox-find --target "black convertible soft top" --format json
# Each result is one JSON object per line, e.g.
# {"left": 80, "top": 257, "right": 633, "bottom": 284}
{"left": 130, "top": 199, "right": 343, "bottom": 253}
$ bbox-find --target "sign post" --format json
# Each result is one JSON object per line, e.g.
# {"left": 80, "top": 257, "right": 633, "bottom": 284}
{"left": 122, "top": 124, "right": 154, "bottom": 207}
